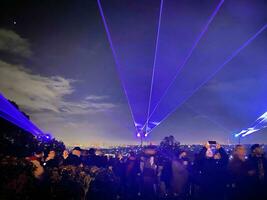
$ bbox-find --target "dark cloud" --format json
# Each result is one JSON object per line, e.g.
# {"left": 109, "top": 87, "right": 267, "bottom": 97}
{"left": 0, "top": 29, "right": 32, "bottom": 58}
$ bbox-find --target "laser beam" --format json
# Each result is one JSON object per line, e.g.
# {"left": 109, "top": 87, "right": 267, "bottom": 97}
{"left": 97, "top": 0, "right": 139, "bottom": 133}
{"left": 146, "top": 23, "right": 267, "bottom": 133}
{"left": 147, "top": 0, "right": 225, "bottom": 121}
{"left": 145, "top": 0, "right": 164, "bottom": 133}
{"left": 235, "top": 111, "right": 267, "bottom": 137}
{"left": 0, "top": 93, "right": 44, "bottom": 136}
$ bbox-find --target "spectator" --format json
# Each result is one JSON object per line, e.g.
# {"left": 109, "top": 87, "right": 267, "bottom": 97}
{"left": 228, "top": 145, "right": 250, "bottom": 200}
{"left": 27, "top": 150, "right": 45, "bottom": 179}
{"left": 170, "top": 150, "right": 189, "bottom": 198}
{"left": 141, "top": 146, "right": 157, "bottom": 200}
{"left": 247, "top": 144, "right": 267, "bottom": 200}
{"left": 125, "top": 151, "right": 140, "bottom": 200}
{"left": 158, "top": 153, "right": 172, "bottom": 197}
{"left": 65, "top": 147, "right": 82, "bottom": 166}
{"left": 44, "top": 149, "right": 58, "bottom": 169}
{"left": 194, "top": 142, "right": 228, "bottom": 200}
{"left": 61, "top": 149, "right": 69, "bottom": 165}
{"left": 28, "top": 149, "right": 44, "bottom": 165}
{"left": 2, "top": 127, "right": 267, "bottom": 200}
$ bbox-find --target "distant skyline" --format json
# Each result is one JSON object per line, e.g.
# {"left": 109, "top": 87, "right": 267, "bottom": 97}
{"left": 0, "top": 0, "right": 266, "bottom": 145}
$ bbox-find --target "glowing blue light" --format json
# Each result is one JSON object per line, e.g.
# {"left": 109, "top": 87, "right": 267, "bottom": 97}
{"left": 97, "top": 0, "right": 162, "bottom": 132}
{"left": 134, "top": 122, "right": 143, "bottom": 128}
{"left": 256, "top": 112, "right": 267, "bottom": 123}
{"left": 241, "top": 128, "right": 259, "bottom": 137}
{"left": 234, "top": 133, "right": 240, "bottom": 138}
{"left": 44, "top": 133, "right": 52, "bottom": 140}
{"left": 148, "top": 0, "right": 225, "bottom": 120}
{"left": 97, "top": 0, "right": 138, "bottom": 133}
{"left": 146, "top": 23, "right": 267, "bottom": 133}
{"left": 0, "top": 93, "right": 45, "bottom": 136}
{"left": 146, "top": 0, "right": 164, "bottom": 130}
{"left": 236, "top": 111, "right": 267, "bottom": 137}
{"left": 98, "top": 0, "right": 267, "bottom": 138}
{"left": 150, "top": 121, "right": 160, "bottom": 126}
{"left": 234, "top": 130, "right": 247, "bottom": 137}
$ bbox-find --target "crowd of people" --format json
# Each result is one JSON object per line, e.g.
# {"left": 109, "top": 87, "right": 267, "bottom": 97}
{"left": 1, "top": 108, "right": 267, "bottom": 200}
{"left": 1, "top": 128, "right": 267, "bottom": 200}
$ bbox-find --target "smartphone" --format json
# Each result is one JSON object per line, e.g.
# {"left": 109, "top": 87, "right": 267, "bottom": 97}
{"left": 208, "top": 141, "right": 217, "bottom": 145}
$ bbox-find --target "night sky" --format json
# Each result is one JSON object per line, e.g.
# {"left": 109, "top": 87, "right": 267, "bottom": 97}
{"left": 0, "top": 0, "right": 266, "bottom": 146}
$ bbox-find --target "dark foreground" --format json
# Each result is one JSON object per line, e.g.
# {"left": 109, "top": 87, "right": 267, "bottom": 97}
{"left": 1, "top": 135, "right": 267, "bottom": 200}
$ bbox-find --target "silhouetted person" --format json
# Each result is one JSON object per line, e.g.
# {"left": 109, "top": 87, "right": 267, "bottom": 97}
{"left": 170, "top": 150, "right": 189, "bottom": 198}
{"left": 61, "top": 149, "right": 69, "bottom": 165}
{"left": 228, "top": 145, "right": 250, "bottom": 200}
{"left": 44, "top": 150, "right": 58, "bottom": 169}
{"left": 27, "top": 149, "right": 45, "bottom": 179}
{"left": 158, "top": 154, "right": 172, "bottom": 196}
{"left": 195, "top": 143, "right": 228, "bottom": 200}
{"left": 141, "top": 147, "right": 157, "bottom": 200}
{"left": 65, "top": 147, "right": 82, "bottom": 166}
{"left": 85, "top": 148, "right": 101, "bottom": 167}
{"left": 125, "top": 152, "right": 140, "bottom": 200}
{"left": 247, "top": 144, "right": 267, "bottom": 200}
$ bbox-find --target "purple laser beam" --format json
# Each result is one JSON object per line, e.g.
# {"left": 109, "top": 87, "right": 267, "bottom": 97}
{"left": 145, "top": 0, "right": 164, "bottom": 133}
{"left": 146, "top": 0, "right": 225, "bottom": 122}
{"left": 97, "top": 0, "right": 139, "bottom": 133}
{"left": 146, "top": 23, "right": 267, "bottom": 133}
{"left": 0, "top": 93, "right": 44, "bottom": 136}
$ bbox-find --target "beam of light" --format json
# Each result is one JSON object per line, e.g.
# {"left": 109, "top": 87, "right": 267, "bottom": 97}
{"left": 147, "top": 0, "right": 225, "bottom": 121}
{"left": 0, "top": 111, "right": 36, "bottom": 134}
{"left": 146, "top": 23, "right": 267, "bottom": 134}
{"left": 236, "top": 111, "right": 267, "bottom": 137}
{"left": 97, "top": 0, "right": 139, "bottom": 133}
{"left": 0, "top": 93, "right": 44, "bottom": 136}
{"left": 98, "top": 0, "right": 163, "bottom": 135}
{"left": 145, "top": 0, "right": 164, "bottom": 133}
{"left": 234, "top": 130, "right": 247, "bottom": 138}
{"left": 256, "top": 112, "right": 267, "bottom": 123}
{"left": 241, "top": 128, "right": 260, "bottom": 137}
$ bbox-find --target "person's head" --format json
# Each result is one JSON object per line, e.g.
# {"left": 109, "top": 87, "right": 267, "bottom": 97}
{"left": 144, "top": 145, "right": 157, "bottom": 156}
{"left": 88, "top": 148, "right": 96, "bottom": 156}
{"left": 35, "top": 150, "right": 44, "bottom": 158}
{"left": 48, "top": 150, "right": 56, "bottom": 159}
{"left": 251, "top": 144, "right": 263, "bottom": 157}
{"left": 179, "top": 151, "right": 187, "bottom": 159}
{"left": 127, "top": 151, "right": 136, "bottom": 161}
{"left": 72, "top": 147, "right": 81, "bottom": 157}
{"left": 214, "top": 152, "right": 222, "bottom": 160}
{"left": 205, "top": 148, "right": 214, "bottom": 158}
{"left": 149, "top": 156, "right": 155, "bottom": 165}
{"left": 129, "top": 151, "right": 135, "bottom": 158}
{"left": 63, "top": 150, "right": 69, "bottom": 158}
{"left": 95, "top": 150, "right": 103, "bottom": 156}
{"left": 233, "top": 145, "right": 246, "bottom": 160}
{"left": 116, "top": 153, "right": 123, "bottom": 160}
